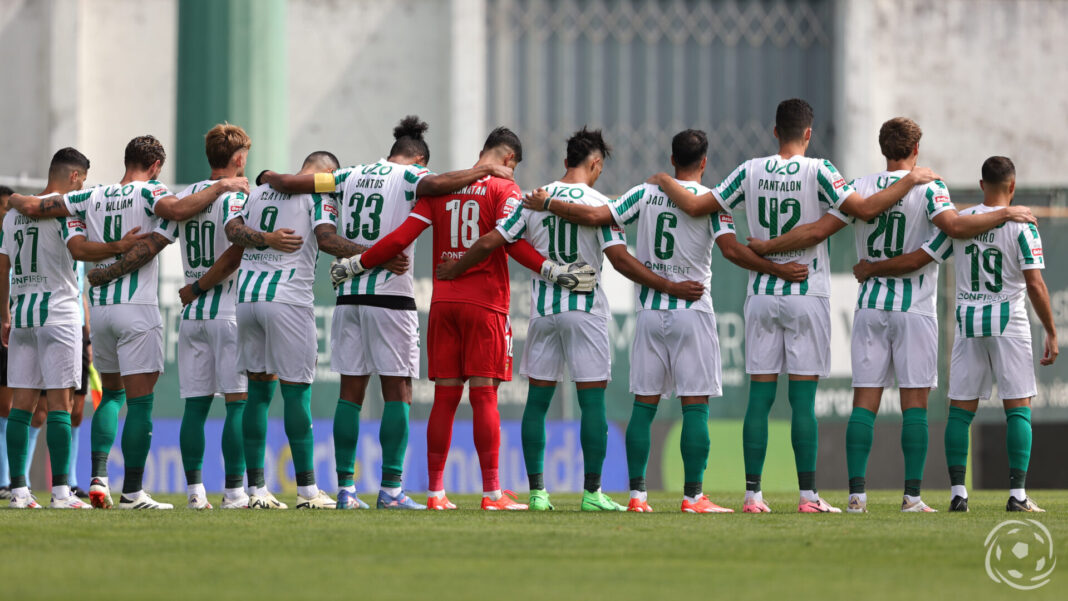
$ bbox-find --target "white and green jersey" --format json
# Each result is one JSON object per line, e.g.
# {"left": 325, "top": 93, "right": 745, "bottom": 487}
{"left": 934, "top": 204, "right": 1044, "bottom": 339}
{"left": 0, "top": 195, "right": 82, "bottom": 327}
{"left": 176, "top": 180, "right": 246, "bottom": 320}
{"left": 497, "top": 181, "right": 625, "bottom": 318}
{"left": 331, "top": 159, "right": 430, "bottom": 298}
{"left": 714, "top": 155, "right": 854, "bottom": 297}
{"left": 610, "top": 179, "right": 735, "bottom": 313}
{"left": 850, "top": 173, "right": 954, "bottom": 316}
{"left": 236, "top": 184, "right": 335, "bottom": 307}
{"left": 63, "top": 181, "right": 179, "bottom": 307}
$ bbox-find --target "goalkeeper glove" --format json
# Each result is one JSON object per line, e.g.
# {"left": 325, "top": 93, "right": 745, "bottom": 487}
{"left": 330, "top": 255, "right": 367, "bottom": 287}
{"left": 540, "top": 260, "right": 596, "bottom": 293}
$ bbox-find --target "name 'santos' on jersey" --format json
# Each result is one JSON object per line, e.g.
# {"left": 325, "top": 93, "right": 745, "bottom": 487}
{"left": 176, "top": 180, "right": 246, "bottom": 320}
{"left": 714, "top": 155, "right": 854, "bottom": 297}
{"left": 497, "top": 181, "right": 625, "bottom": 318}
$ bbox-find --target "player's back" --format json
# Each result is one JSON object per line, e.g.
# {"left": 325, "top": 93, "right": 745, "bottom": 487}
{"left": 0, "top": 199, "right": 81, "bottom": 327}
{"left": 177, "top": 180, "right": 246, "bottom": 320}
{"left": 718, "top": 154, "right": 853, "bottom": 297}
{"left": 237, "top": 183, "right": 331, "bottom": 307}
{"left": 418, "top": 175, "right": 521, "bottom": 314}
{"left": 951, "top": 205, "right": 1043, "bottom": 339}
{"left": 850, "top": 172, "right": 952, "bottom": 316}
{"left": 64, "top": 180, "right": 176, "bottom": 306}
{"left": 333, "top": 159, "right": 429, "bottom": 297}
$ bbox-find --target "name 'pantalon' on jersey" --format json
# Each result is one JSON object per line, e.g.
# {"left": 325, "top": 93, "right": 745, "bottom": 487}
{"left": 713, "top": 155, "right": 854, "bottom": 297}
{"left": 496, "top": 181, "right": 625, "bottom": 318}
{"left": 176, "top": 180, "right": 247, "bottom": 320}
{"left": 930, "top": 204, "right": 1044, "bottom": 339}
{"left": 331, "top": 159, "right": 431, "bottom": 298}
{"left": 850, "top": 174, "right": 954, "bottom": 316}
{"left": 610, "top": 179, "right": 735, "bottom": 313}
{"left": 63, "top": 181, "right": 179, "bottom": 307}
{"left": 0, "top": 194, "right": 82, "bottom": 327}
{"left": 235, "top": 184, "right": 337, "bottom": 308}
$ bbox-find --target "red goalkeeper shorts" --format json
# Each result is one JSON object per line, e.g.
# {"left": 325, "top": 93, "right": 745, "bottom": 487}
{"left": 427, "top": 301, "right": 512, "bottom": 381}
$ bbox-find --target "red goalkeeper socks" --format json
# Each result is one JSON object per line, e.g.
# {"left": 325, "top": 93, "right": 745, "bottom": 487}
{"left": 427, "top": 384, "right": 463, "bottom": 491}
{"left": 470, "top": 386, "right": 501, "bottom": 492}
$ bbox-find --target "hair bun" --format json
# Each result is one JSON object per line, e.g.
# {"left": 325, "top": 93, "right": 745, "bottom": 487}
{"left": 394, "top": 116, "right": 429, "bottom": 140}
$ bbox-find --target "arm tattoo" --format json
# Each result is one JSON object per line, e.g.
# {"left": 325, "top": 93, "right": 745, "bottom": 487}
{"left": 314, "top": 224, "right": 366, "bottom": 258}
{"left": 87, "top": 233, "right": 169, "bottom": 286}
{"left": 40, "top": 196, "right": 69, "bottom": 216}
{"left": 225, "top": 218, "right": 267, "bottom": 248}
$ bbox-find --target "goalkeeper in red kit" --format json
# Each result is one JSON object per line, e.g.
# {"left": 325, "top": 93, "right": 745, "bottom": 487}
{"left": 331, "top": 127, "right": 595, "bottom": 510}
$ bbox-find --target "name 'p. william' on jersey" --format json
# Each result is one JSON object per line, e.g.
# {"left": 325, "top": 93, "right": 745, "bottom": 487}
{"left": 0, "top": 196, "right": 81, "bottom": 327}
{"left": 497, "top": 181, "right": 625, "bottom": 318}
{"left": 850, "top": 173, "right": 953, "bottom": 316}
{"left": 176, "top": 180, "right": 246, "bottom": 320}
{"left": 936, "top": 204, "right": 1044, "bottom": 339}
{"left": 714, "top": 155, "right": 854, "bottom": 297}
{"left": 610, "top": 179, "right": 735, "bottom": 313}
{"left": 236, "top": 184, "right": 336, "bottom": 308}
{"left": 331, "top": 159, "right": 431, "bottom": 298}
{"left": 63, "top": 180, "right": 179, "bottom": 307}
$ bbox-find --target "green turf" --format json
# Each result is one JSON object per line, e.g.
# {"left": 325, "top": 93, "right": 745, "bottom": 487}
{"left": 2, "top": 490, "right": 1065, "bottom": 600}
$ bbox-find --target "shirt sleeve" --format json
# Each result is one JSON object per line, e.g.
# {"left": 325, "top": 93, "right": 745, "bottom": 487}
{"left": 609, "top": 184, "right": 646, "bottom": 226}
{"left": 921, "top": 230, "right": 954, "bottom": 263}
{"left": 402, "top": 164, "right": 434, "bottom": 202}
{"left": 816, "top": 160, "right": 855, "bottom": 210}
{"left": 924, "top": 180, "right": 954, "bottom": 220}
{"left": 1017, "top": 223, "right": 1044, "bottom": 270}
{"left": 0, "top": 217, "right": 9, "bottom": 255}
{"left": 597, "top": 220, "right": 626, "bottom": 250}
{"left": 141, "top": 180, "right": 172, "bottom": 216}
{"left": 409, "top": 197, "right": 433, "bottom": 225}
{"left": 312, "top": 193, "right": 339, "bottom": 228}
{"left": 709, "top": 211, "right": 737, "bottom": 242}
{"left": 154, "top": 217, "right": 179, "bottom": 243}
{"left": 496, "top": 198, "right": 527, "bottom": 243}
{"left": 63, "top": 189, "right": 93, "bottom": 218}
{"left": 222, "top": 192, "right": 247, "bottom": 225}
{"left": 714, "top": 162, "right": 748, "bottom": 210}
{"left": 61, "top": 215, "right": 87, "bottom": 243}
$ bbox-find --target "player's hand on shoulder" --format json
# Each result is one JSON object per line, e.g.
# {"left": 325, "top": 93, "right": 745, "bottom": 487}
{"left": 776, "top": 261, "right": 809, "bottom": 283}
{"left": 265, "top": 228, "right": 302, "bottom": 253}
{"left": 216, "top": 177, "right": 250, "bottom": 195}
{"left": 646, "top": 172, "right": 670, "bottom": 186}
{"left": 669, "top": 280, "right": 705, "bottom": 302}
{"left": 178, "top": 284, "right": 197, "bottom": 306}
{"left": 486, "top": 164, "right": 514, "bottom": 180}
{"left": 906, "top": 166, "right": 942, "bottom": 186}
{"left": 746, "top": 237, "right": 769, "bottom": 256}
{"left": 255, "top": 170, "right": 274, "bottom": 187}
{"left": 435, "top": 258, "right": 461, "bottom": 280}
{"left": 1004, "top": 206, "right": 1037, "bottom": 224}
{"left": 523, "top": 188, "right": 550, "bottom": 212}
{"left": 384, "top": 253, "right": 410, "bottom": 276}
{"left": 852, "top": 260, "right": 873, "bottom": 282}
{"left": 1041, "top": 332, "right": 1058, "bottom": 366}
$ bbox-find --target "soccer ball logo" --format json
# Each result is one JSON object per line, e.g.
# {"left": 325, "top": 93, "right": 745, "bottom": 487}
{"left": 984, "top": 519, "right": 1056, "bottom": 590}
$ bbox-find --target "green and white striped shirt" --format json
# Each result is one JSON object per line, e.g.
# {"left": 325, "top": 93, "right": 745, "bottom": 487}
{"left": 176, "top": 181, "right": 247, "bottom": 320}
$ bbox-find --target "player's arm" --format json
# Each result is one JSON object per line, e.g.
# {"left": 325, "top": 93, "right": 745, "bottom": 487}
{"left": 152, "top": 178, "right": 249, "bottom": 222}
{"left": 415, "top": 164, "right": 513, "bottom": 197}
{"left": 86, "top": 232, "right": 171, "bottom": 287}
{"left": 521, "top": 189, "right": 613, "bottom": 226}
{"left": 647, "top": 173, "right": 723, "bottom": 217}
{"left": 852, "top": 248, "right": 934, "bottom": 282}
{"left": 747, "top": 212, "right": 848, "bottom": 256}
{"left": 931, "top": 206, "right": 1036, "bottom": 238}
{"left": 716, "top": 234, "right": 809, "bottom": 282}
{"left": 257, "top": 171, "right": 319, "bottom": 195}
{"left": 65, "top": 227, "right": 146, "bottom": 262}
{"left": 330, "top": 213, "right": 429, "bottom": 285}
{"left": 1024, "top": 269, "right": 1058, "bottom": 366}
{"left": 0, "top": 252, "right": 10, "bottom": 347}
{"left": 602, "top": 245, "right": 704, "bottom": 301}
{"left": 178, "top": 243, "right": 244, "bottom": 306}
{"left": 435, "top": 229, "right": 508, "bottom": 280}
{"left": 224, "top": 216, "right": 303, "bottom": 251}
{"left": 7, "top": 193, "right": 72, "bottom": 218}
{"left": 837, "top": 168, "right": 940, "bottom": 221}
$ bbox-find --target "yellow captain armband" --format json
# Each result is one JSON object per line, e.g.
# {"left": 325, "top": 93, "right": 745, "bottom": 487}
{"left": 314, "top": 172, "right": 336, "bottom": 193}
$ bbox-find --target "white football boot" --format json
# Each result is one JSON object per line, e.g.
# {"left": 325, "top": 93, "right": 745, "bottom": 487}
{"left": 296, "top": 490, "right": 336, "bottom": 509}
{"left": 118, "top": 490, "right": 174, "bottom": 510}
{"left": 248, "top": 490, "right": 288, "bottom": 509}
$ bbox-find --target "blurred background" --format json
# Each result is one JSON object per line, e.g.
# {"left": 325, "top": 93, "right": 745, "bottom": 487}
{"left": 0, "top": 0, "right": 1065, "bottom": 495}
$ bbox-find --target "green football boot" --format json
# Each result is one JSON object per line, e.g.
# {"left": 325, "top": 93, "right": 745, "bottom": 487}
{"left": 581, "top": 490, "right": 626, "bottom": 511}
{"left": 528, "top": 489, "right": 554, "bottom": 511}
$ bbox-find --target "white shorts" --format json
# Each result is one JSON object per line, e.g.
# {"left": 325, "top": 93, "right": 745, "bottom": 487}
{"left": 330, "top": 304, "right": 419, "bottom": 378}
{"left": 179, "top": 319, "right": 248, "bottom": 398}
{"left": 630, "top": 309, "right": 721, "bottom": 398}
{"left": 7, "top": 323, "right": 82, "bottom": 389}
{"left": 948, "top": 336, "right": 1037, "bottom": 401}
{"left": 520, "top": 311, "right": 611, "bottom": 383}
{"left": 744, "top": 295, "right": 830, "bottom": 377}
{"left": 237, "top": 302, "right": 317, "bottom": 384}
{"left": 851, "top": 309, "right": 938, "bottom": 389}
{"left": 90, "top": 304, "right": 164, "bottom": 376}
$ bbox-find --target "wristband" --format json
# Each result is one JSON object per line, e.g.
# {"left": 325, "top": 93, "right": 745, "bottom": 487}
{"left": 543, "top": 196, "right": 553, "bottom": 211}
{"left": 191, "top": 281, "right": 205, "bottom": 297}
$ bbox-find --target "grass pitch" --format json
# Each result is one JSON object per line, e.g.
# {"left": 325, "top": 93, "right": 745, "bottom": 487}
{"left": 2, "top": 490, "right": 1066, "bottom": 600}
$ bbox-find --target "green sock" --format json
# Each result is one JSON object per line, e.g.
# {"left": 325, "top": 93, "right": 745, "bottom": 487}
{"left": 577, "top": 387, "right": 608, "bottom": 491}
{"left": 281, "top": 382, "right": 315, "bottom": 487}
{"left": 179, "top": 396, "right": 213, "bottom": 485}
{"left": 680, "top": 403, "right": 710, "bottom": 496}
{"left": 1005, "top": 406, "right": 1032, "bottom": 489}
{"left": 46, "top": 411, "right": 72, "bottom": 487}
{"left": 222, "top": 400, "right": 246, "bottom": 489}
{"left": 944, "top": 406, "right": 975, "bottom": 486}
{"left": 788, "top": 380, "right": 819, "bottom": 491}
{"left": 743, "top": 380, "right": 777, "bottom": 491}
{"left": 625, "top": 400, "right": 658, "bottom": 490}
{"left": 379, "top": 401, "right": 409, "bottom": 489}
{"left": 244, "top": 380, "right": 276, "bottom": 488}
{"left": 6, "top": 409, "right": 32, "bottom": 489}
{"left": 901, "top": 407, "right": 928, "bottom": 496}
{"left": 90, "top": 388, "right": 125, "bottom": 478}
{"left": 121, "top": 394, "right": 154, "bottom": 494}
{"left": 845, "top": 407, "right": 876, "bottom": 494}
{"left": 333, "top": 398, "right": 361, "bottom": 488}
{"left": 521, "top": 384, "right": 554, "bottom": 490}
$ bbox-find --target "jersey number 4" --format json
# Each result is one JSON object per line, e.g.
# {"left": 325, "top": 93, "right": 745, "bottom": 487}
{"left": 446, "top": 199, "right": 480, "bottom": 248}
